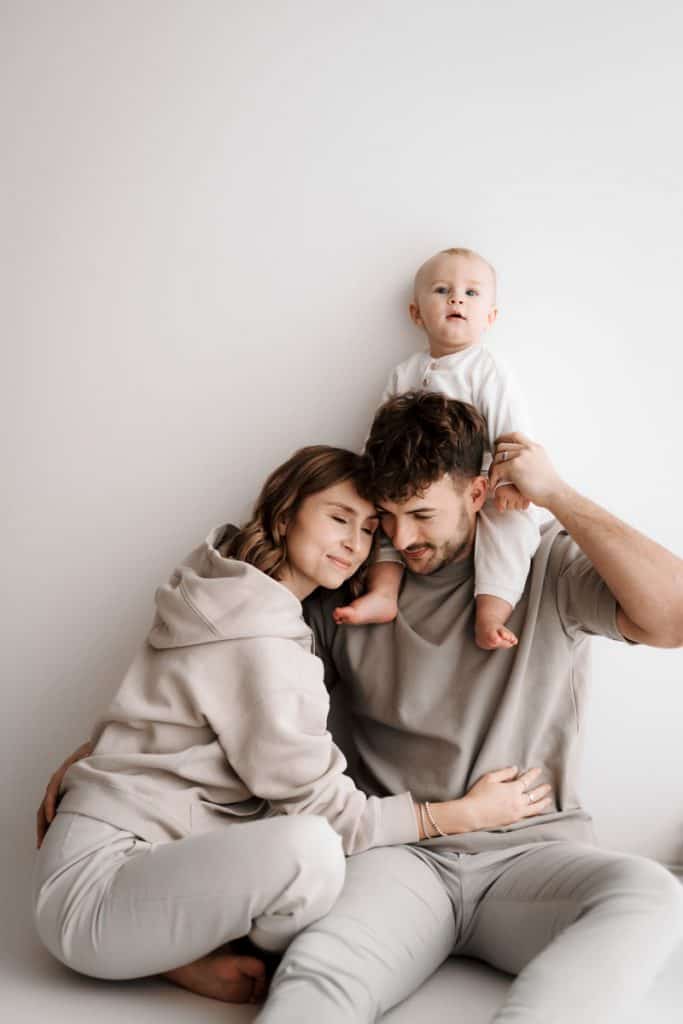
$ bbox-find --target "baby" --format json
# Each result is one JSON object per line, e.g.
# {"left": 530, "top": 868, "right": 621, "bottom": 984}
{"left": 334, "top": 246, "right": 539, "bottom": 650}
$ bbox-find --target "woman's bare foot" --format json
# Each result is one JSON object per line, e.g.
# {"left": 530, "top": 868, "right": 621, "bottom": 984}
{"left": 333, "top": 591, "right": 399, "bottom": 625}
{"left": 475, "top": 594, "right": 518, "bottom": 650}
{"left": 163, "top": 943, "right": 268, "bottom": 1004}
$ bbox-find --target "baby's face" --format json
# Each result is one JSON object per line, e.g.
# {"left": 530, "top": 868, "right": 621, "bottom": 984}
{"left": 410, "top": 252, "right": 497, "bottom": 358}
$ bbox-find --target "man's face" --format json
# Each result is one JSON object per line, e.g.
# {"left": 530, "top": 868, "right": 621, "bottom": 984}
{"left": 410, "top": 253, "right": 498, "bottom": 358}
{"left": 376, "top": 474, "right": 487, "bottom": 575}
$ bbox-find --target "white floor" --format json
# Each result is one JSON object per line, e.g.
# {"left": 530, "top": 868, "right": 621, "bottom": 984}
{"left": 8, "top": 891, "right": 683, "bottom": 1024}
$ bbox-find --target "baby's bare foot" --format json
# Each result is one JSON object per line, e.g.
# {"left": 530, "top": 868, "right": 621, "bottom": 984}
{"left": 163, "top": 944, "right": 268, "bottom": 1004}
{"left": 333, "top": 592, "right": 399, "bottom": 625}
{"left": 475, "top": 620, "right": 519, "bottom": 650}
{"left": 475, "top": 594, "right": 517, "bottom": 651}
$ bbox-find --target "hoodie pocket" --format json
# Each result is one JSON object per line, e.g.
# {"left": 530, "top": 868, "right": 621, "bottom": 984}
{"left": 191, "top": 796, "right": 267, "bottom": 832}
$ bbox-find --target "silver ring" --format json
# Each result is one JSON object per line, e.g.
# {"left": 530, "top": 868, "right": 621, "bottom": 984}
{"left": 501, "top": 451, "right": 508, "bottom": 462}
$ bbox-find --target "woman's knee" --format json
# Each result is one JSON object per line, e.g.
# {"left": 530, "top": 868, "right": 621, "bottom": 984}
{"left": 281, "top": 815, "right": 346, "bottom": 906}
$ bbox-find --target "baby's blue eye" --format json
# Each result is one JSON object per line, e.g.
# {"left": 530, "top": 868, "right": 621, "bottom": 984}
{"left": 434, "top": 286, "right": 448, "bottom": 294}
{"left": 466, "top": 288, "right": 479, "bottom": 296}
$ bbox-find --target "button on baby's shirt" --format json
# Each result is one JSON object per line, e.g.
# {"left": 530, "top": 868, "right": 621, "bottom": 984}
{"left": 422, "top": 360, "right": 437, "bottom": 387}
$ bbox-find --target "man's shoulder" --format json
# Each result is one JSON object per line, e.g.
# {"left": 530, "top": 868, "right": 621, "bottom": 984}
{"left": 533, "top": 519, "right": 581, "bottom": 578}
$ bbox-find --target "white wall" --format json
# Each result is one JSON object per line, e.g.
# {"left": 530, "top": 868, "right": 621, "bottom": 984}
{"left": 3, "top": 0, "right": 682, "bottom": 899}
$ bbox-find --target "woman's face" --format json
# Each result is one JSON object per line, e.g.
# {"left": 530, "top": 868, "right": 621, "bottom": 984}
{"left": 279, "top": 479, "right": 379, "bottom": 600}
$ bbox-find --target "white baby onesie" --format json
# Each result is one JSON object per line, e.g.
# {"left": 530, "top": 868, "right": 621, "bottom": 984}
{"left": 377, "top": 345, "right": 540, "bottom": 607}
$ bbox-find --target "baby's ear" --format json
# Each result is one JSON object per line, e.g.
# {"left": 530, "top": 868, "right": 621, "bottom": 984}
{"left": 487, "top": 305, "right": 499, "bottom": 327}
{"left": 409, "top": 302, "right": 422, "bottom": 326}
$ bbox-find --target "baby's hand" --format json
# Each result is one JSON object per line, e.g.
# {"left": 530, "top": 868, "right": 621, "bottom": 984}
{"left": 494, "top": 482, "right": 530, "bottom": 513}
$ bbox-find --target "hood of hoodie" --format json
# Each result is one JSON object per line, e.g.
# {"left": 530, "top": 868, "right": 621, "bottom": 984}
{"left": 148, "top": 524, "right": 311, "bottom": 650}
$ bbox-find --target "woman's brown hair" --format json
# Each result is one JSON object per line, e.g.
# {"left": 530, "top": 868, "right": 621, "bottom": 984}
{"left": 221, "top": 445, "right": 375, "bottom": 596}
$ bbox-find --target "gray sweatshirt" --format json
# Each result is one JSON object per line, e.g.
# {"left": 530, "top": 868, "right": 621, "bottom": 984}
{"left": 59, "top": 525, "right": 418, "bottom": 854}
{"left": 305, "top": 521, "right": 629, "bottom": 853}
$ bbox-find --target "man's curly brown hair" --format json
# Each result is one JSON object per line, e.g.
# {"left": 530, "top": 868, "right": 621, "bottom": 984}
{"left": 361, "top": 391, "right": 487, "bottom": 503}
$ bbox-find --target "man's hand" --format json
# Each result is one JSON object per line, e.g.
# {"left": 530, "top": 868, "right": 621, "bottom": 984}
{"left": 489, "top": 433, "right": 567, "bottom": 509}
{"left": 36, "top": 741, "right": 93, "bottom": 848}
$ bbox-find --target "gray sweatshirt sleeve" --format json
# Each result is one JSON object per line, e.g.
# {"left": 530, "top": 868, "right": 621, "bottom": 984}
{"left": 555, "top": 540, "right": 627, "bottom": 641}
{"left": 204, "top": 637, "right": 419, "bottom": 855}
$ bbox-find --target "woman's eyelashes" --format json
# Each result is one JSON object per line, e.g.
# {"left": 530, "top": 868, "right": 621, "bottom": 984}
{"left": 330, "top": 514, "right": 375, "bottom": 537}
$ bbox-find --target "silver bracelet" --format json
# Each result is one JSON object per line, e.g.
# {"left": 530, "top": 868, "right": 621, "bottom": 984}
{"left": 424, "top": 801, "right": 447, "bottom": 838}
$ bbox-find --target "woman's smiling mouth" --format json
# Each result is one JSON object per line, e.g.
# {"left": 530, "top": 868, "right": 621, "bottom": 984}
{"left": 327, "top": 555, "right": 353, "bottom": 570}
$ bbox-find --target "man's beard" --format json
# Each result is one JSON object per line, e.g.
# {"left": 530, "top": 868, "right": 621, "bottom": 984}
{"left": 424, "top": 534, "right": 472, "bottom": 574}
{"left": 409, "top": 511, "right": 475, "bottom": 575}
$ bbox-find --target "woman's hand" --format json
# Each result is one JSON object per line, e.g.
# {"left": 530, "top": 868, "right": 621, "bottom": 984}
{"left": 460, "top": 766, "right": 552, "bottom": 830}
{"left": 421, "top": 766, "right": 552, "bottom": 838}
{"left": 36, "top": 741, "right": 93, "bottom": 848}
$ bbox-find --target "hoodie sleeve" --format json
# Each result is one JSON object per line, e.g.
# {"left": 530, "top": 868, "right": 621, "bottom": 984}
{"left": 201, "top": 636, "right": 419, "bottom": 855}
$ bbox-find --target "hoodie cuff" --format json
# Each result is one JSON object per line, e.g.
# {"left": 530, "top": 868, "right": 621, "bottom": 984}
{"left": 376, "top": 791, "right": 420, "bottom": 845}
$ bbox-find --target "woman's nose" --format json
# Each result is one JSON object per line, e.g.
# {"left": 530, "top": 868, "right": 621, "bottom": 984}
{"left": 343, "top": 528, "right": 362, "bottom": 553}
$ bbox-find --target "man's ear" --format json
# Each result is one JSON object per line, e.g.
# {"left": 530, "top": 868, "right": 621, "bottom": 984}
{"left": 470, "top": 476, "right": 488, "bottom": 512}
{"left": 409, "top": 301, "right": 422, "bottom": 326}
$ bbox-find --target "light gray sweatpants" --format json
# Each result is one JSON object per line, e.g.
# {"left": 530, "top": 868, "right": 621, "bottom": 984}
{"left": 256, "top": 839, "right": 683, "bottom": 1023}
{"left": 33, "top": 810, "right": 345, "bottom": 979}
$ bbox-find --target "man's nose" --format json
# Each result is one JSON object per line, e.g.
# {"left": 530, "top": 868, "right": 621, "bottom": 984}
{"left": 392, "top": 520, "right": 416, "bottom": 551}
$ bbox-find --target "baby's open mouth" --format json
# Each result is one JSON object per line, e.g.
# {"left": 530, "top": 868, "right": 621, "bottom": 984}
{"left": 447, "top": 313, "right": 466, "bottom": 320}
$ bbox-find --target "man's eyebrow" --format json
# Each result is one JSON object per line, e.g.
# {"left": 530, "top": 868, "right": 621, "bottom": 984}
{"left": 376, "top": 504, "right": 437, "bottom": 514}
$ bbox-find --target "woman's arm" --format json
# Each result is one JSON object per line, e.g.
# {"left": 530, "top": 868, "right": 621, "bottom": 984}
{"left": 420, "top": 766, "right": 551, "bottom": 838}
{"left": 211, "top": 639, "right": 553, "bottom": 852}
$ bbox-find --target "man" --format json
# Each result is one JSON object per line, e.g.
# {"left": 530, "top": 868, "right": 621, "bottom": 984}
{"left": 256, "top": 391, "right": 683, "bottom": 1023}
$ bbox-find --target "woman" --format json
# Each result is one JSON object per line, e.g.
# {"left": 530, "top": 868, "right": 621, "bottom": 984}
{"left": 34, "top": 445, "right": 551, "bottom": 1005}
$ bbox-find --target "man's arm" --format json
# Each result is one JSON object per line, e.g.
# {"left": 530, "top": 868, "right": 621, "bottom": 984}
{"left": 490, "top": 433, "right": 683, "bottom": 648}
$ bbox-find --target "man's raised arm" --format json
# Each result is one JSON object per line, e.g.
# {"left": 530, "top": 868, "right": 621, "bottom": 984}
{"left": 490, "top": 433, "right": 683, "bottom": 649}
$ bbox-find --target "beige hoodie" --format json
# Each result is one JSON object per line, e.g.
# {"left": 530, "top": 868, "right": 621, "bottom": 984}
{"left": 59, "top": 525, "right": 418, "bottom": 855}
